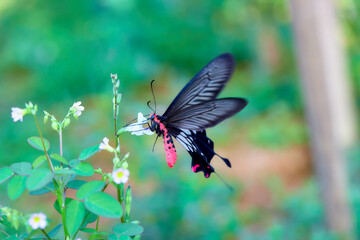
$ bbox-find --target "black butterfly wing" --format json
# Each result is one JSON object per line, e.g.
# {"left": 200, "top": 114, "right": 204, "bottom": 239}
{"left": 164, "top": 98, "right": 247, "bottom": 131}
{"left": 163, "top": 53, "right": 235, "bottom": 118}
{"left": 168, "top": 128, "right": 227, "bottom": 178}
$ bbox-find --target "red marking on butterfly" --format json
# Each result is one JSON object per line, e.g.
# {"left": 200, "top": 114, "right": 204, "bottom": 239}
{"left": 150, "top": 113, "right": 177, "bottom": 168}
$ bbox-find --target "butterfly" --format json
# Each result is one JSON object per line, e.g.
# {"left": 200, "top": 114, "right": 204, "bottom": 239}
{"left": 147, "top": 53, "right": 248, "bottom": 178}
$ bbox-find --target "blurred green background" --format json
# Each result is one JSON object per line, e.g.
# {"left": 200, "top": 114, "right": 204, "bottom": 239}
{"left": 1, "top": 0, "right": 360, "bottom": 239}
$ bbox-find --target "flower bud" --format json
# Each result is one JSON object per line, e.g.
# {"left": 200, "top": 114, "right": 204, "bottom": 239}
{"left": 51, "top": 121, "right": 60, "bottom": 132}
{"left": 122, "top": 161, "right": 128, "bottom": 169}
{"left": 63, "top": 117, "right": 71, "bottom": 128}
{"left": 113, "top": 156, "right": 120, "bottom": 167}
{"left": 44, "top": 115, "right": 49, "bottom": 124}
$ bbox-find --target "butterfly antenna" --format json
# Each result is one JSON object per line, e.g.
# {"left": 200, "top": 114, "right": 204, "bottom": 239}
{"left": 214, "top": 172, "right": 234, "bottom": 192}
{"left": 152, "top": 135, "right": 159, "bottom": 152}
{"left": 150, "top": 80, "right": 157, "bottom": 113}
{"left": 147, "top": 101, "right": 155, "bottom": 112}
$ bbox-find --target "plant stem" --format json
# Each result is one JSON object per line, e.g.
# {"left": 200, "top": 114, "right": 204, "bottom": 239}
{"left": 41, "top": 229, "right": 52, "bottom": 240}
{"left": 59, "top": 128, "right": 63, "bottom": 157}
{"left": 59, "top": 195, "right": 69, "bottom": 237}
{"left": 96, "top": 216, "right": 100, "bottom": 231}
{"left": 34, "top": 115, "right": 54, "bottom": 172}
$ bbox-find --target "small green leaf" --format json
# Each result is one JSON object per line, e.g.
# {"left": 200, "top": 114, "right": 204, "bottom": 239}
{"left": 89, "top": 232, "right": 109, "bottom": 239}
{"left": 32, "top": 155, "right": 47, "bottom": 168}
{"left": 84, "top": 192, "right": 122, "bottom": 218}
{"left": 73, "top": 162, "right": 94, "bottom": 176}
{"left": 8, "top": 175, "right": 27, "bottom": 200}
{"left": 54, "top": 198, "right": 73, "bottom": 214}
{"left": 81, "top": 228, "right": 96, "bottom": 233}
{"left": 10, "top": 162, "right": 32, "bottom": 176}
{"left": 79, "top": 144, "right": 100, "bottom": 160}
{"left": 66, "top": 200, "right": 86, "bottom": 237}
{"left": 48, "top": 224, "right": 62, "bottom": 238}
{"left": 50, "top": 153, "right": 69, "bottom": 165}
{"left": 0, "top": 167, "right": 14, "bottom": 184}
{"left": 69, "top": 159, "right": 80, "bottom": 168}
{"left": 67, "top": 180, "right": 87, "bottom": 189}
{"left": 54, "top": 169, "right": 76, "bottom": 175}
{"left": 29, "top": 182, "right": 55, "bottom": 195}
{"left": 76, "top": 181, "right": 105, "bottom": 200}
{"left": 113, "top": 223, "right": 144, "bottom": 236}
{"left": 27, "top": 136, "right": 50, "bottom": 151}
{"left": 26, "top": 169, "right": 54, "bottom": 191}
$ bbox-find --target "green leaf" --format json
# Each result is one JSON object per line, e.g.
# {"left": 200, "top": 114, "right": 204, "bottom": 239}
{"left": 30, "top": 182, "right": 55, "bottom": 195}
{"left": 76, "top": 180, "right": 105, "bottom": 200}
{"left": 67, "top": 180, "right": 87, "bottom": 189}
{"left": 0, "top": 167, "right": 14, "bottom": 184}
{"left": 113, "top": 223, "right": 144, "bottom": 236}
{"left": 50, "top": 153, "right": 69, "bottom": 165}
{"left": 81, "top": 228, "right": 96, "bottom": 233}
{"left": 7, "top": 175, "right": 27, "bottom": 200}
{"left": 54, "top": 198, "right": 73, "bottom": 214}
{"left": 69, "top": 159, "right": 80, "bottom": 167}
{"left": 89, "top": 232, "right": 110, "bottom": 239}
{"left": 27, "top": 136, "right": 50, "bottom": 151}
{"left": 10, "top": 162, "right": 32, "bottom": 176}
{"left": 66, "top": 200, "right": 86, "bottom": 237}
{"left": 79, "top": 144, "right": 100, "bottom": 160}
{"left": 73, "top": 162, "right": 94, "bottom": 176}
{"left": 80, "top": 212, "right": 98, "bottom": 229}
{"left": 26, "top": 169, "right": 54, "bottom": 191}
{"left": 108, "top": 234, "right": 118, "bottom": 240}
{"left": 32, "top": 155, "right": 47, "bottom": 168}
{"left": 84, "top": 192, "right": 123, "bottom": 218}
{"left": 48, "top": 224, "right": 62, "bottom": 238}
{"left": 54, "top": 169, "right": 76, "bottom": 175}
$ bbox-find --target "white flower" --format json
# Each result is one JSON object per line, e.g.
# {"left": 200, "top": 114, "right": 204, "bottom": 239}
{"left": 99, "top": 137, "right": 114, "bottom": 152}
{"left": 111, "top": 73, "right": 118, "bottom": 79}
{"left": 125, "top": 112, "right": 154, "bottom": 136}
{"left": 112, "top": 168, "right": 130, "bottom": 184}
{"left": 11, "top": 107, "right": 25, "bottom": 122}
{"left": 72, "top": 101, "right": 85, "bottom": 117}
{"left": 28, "top": 213, "right": 47, "bottom": 230}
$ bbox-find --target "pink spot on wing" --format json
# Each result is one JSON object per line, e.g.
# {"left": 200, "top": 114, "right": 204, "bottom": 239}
{"left": 192, "top": 164, "right": 200, "bottom": 172}
{"left": 207, "top": 166, "right": 210, "bottom": 169}
{"left": 205, "top": 173, "right": 210, "bottom": 178}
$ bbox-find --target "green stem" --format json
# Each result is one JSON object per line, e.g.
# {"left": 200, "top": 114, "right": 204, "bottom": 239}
{"left": 34, "top": 115, "right": 54, "bottom": 172}
{"left": 117, "top": 188, "right": 121, "bottom": 204}
{"left": 41, "top": 229, "right": 52, "bottom": 240}
{"left": 57, "top": 190, "right": 69, "bottom": 237}
{"left": 96, "top": 216, "right": 100, "bottom": 231}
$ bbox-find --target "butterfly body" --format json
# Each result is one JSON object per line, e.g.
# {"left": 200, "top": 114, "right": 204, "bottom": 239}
{"left": 149, "top": 113, "right": 177, "bottom": 168}
{"left": 148, "top": 53, "right": 247, "bottom": 178}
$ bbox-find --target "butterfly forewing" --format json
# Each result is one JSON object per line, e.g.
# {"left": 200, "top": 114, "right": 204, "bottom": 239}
{"left": 165, "top": 98, "right": 248, "bottom": 131}
{"left": 163, "top": 53, "right": 235, "bottom": 119}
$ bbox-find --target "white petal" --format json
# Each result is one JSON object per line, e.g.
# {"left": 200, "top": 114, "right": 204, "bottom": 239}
{"left": 120, "top": 176, "right": 129, "bottom": 183}
{"left": 137, "top": 112, "right": 147, "bottom": 123}
{"left": 123, "top": 169, "right": 130, "bottom": 176}
{"left": 103, "top": 137, "right": 109, "bottom": 145}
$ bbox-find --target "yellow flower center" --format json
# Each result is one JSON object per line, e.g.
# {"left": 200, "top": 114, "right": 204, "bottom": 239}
{"left": 117, "top": 171, "right": 124, "bottom": 178}
{"left": 34, "top": 216, "right": 40, "bottom": 222}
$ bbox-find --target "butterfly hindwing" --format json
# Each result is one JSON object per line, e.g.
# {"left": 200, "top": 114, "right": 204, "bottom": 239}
{"left": 168, "top": 128, "right": 229, "bottom": 178}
